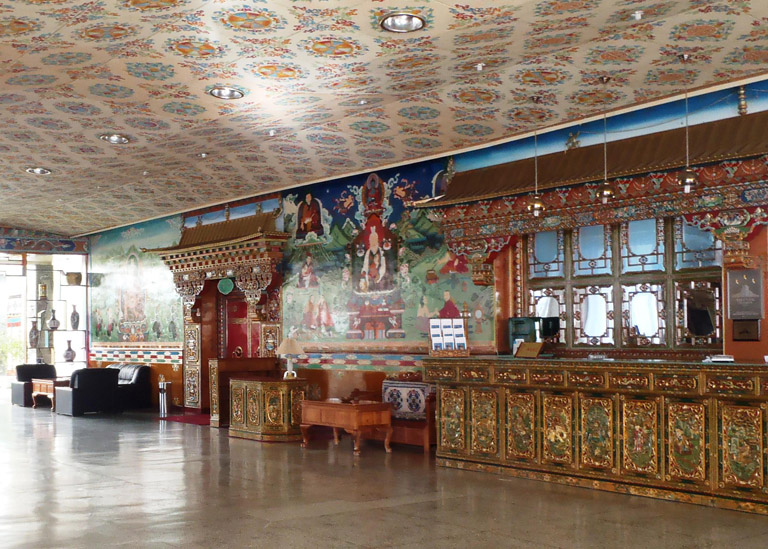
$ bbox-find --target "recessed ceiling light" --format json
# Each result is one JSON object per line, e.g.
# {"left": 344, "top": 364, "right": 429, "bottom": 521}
{"left": 476, "top": 63, "right": 485, "bottom": 72}
{"left": 25, "top": 167, "right": 51, "bottom": 175}
{"left": 632, "top": 10, "right": 644, "bottom": 21}
{"left": 358, "top": 99, "right": 368, "bottom": 105}
{"left": 100, "top": 133, "right": 130, "bottom": 144}
{"left": 380, "top": 12, "right": 426, "bottom": 33}
{"left": 197, "top": 152, "right": 208, "bottom": 158}
{"left": 268, "top": 130, "right": 276, "bottom": 137}
{"left": 209, "top": 86, "right": 244, "bottom": 100}
{"left": 142, "top": 170, "right": 149, "bottom": 176}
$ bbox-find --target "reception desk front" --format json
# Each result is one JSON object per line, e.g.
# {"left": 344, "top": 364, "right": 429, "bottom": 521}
{"left": 425, "top": 356, "right": 768, "bottom": 514}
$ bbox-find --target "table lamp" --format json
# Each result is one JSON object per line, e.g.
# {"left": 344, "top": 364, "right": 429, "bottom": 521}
{"left": 276, "top": 337, "right": 304, "bottom": 380}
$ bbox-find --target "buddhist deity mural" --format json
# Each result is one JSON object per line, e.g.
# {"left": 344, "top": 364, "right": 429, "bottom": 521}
{"left": 281, "top": 160, "right": 495, "bottom": 350}
{"left": 90, "top": 216, "right": 182, "bottom": 343}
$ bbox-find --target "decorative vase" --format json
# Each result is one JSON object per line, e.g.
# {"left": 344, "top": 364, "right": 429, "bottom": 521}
{"left": 70, "top": 305, "right": 80, "bottom": 330}
{"left": 48, "top": 309, "right": 60, "bottom": 331}
{"left": 29, "top": 321, "right": 39, "bottom": 348}
{"left": 65, "top": 272, "right": 82, "bottom": 285}
{"left": 64, "top": 340, "right": 76, "bottom": 362}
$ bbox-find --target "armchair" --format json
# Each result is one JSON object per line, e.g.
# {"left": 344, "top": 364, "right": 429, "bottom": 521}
{"left": 11, "top": 363, "right": 56, "bottom": 407}
{"left": 106, "top": 363, "right": 151, "bottom": 409}
{"left": 55, "top": 368, "right": 119, "bottom": 417}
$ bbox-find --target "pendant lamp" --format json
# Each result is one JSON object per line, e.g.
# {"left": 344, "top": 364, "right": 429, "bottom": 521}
{"left": 678, "top": 54, "right": 697, "bottom": 193}
{"left": 527, "top": 132, "right": 546, "bottom": 217}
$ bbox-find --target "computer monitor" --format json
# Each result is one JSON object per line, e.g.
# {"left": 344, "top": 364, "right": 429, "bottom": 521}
{"left": 508, "top": 317, "right": 537, "bottom": 346}
{"left": 540, "top": 317, "right": 560, "bottom": 339}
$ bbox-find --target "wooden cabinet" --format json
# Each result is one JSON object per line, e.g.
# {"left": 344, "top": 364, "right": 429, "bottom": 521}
{"left": 229, "top": 377, "right": 307, "bottom": 441}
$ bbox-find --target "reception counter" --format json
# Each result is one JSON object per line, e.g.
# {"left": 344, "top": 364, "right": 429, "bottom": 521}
{"left": 424, "top": 356, "right": 768, "bottom": 514}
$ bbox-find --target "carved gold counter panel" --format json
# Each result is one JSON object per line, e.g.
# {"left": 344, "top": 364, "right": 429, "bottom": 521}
{"left": 427, "top": 357, "right": 768, "bottom": 514}
{"left": 229, "top": 377, "right": 307, "bottom": 442}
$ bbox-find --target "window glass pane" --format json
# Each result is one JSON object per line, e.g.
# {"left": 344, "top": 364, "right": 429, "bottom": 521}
{"left": 675, "top": 280, "right": 722, "bottom": 346}
{"left": 621, "top": 218, "right": 664, "bottom": 273}
{"left": 573, "top": 224, "right": 612, "bottom": 276}
{"left": 573, "top": 286, "right": 614, "bottom": 345}
{"left": 528, "top": 288, "right": 565, "bottom": 343}
{"left": 622, "top": 283, "right": 665, "bottom": 345}
{"left": 528, "top": 231, "right": 564, "bottom": 278}
{"left": 674, "top": 218, "right": 722, "bottom": 270}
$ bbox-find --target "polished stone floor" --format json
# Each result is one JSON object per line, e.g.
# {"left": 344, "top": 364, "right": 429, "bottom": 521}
{"left": 3, "top": 392, "right": 768, "bottom": 549}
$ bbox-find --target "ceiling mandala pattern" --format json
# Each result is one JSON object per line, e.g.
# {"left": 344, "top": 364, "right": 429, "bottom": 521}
{"left": 0, "top": 0, "right": 767, "bottom": 236}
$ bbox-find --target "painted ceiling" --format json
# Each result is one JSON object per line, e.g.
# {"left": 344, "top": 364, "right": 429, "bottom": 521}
{"left": 1, "top": 0, "right": 767, "bottom": 237}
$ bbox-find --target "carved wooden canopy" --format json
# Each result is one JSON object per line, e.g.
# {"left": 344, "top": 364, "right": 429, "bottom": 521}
{"left": 143, "top": 211, "right": 290, "bottom": 317}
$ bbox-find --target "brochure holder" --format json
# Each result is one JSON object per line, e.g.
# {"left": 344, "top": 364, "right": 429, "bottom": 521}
{"left": 428, "top": 316, "right": 470, "bottom": 357}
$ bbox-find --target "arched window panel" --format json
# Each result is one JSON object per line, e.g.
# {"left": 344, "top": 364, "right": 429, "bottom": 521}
{"left": 674, "top": 218, "right": 722, "bottom": 270}
{"left": 621, "top": 283, "right": 665, "bottom": 346}
{"left": 573, "top": 224, "right": 612, "bottom": 277}
{"left": 675, "top": 280, "right": 722, "bottom": 346}
{"left": 621, "top": 218, "right": 664, "bottom": 273}
{"left": 528, "top": 288, "right": 566, "bottom": 343}
{"left": 573, "top": 286, "right": 614, "bottom": 346}
{"left": 528, "top": 230, "right": 564, "bottom": 279}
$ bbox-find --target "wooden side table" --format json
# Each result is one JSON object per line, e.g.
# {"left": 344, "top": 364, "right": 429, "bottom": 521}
{"left": 300, "top": 400, "right": 393, "bottom": 455}
{"left": 31, "top": 377, "right": 70, "bottom": 411}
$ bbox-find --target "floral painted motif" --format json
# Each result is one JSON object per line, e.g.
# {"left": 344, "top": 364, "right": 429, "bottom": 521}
{"left": 453, "top": 27, "right": 515, "bottom": 47}
{"left": 0, "top": 94, "right": 28, "bottom": 104}
{"left": 301, "top": 36, "right": 363, "bottom": 58}
{"left": 41, "top": 52, "right": 92, "bottom": 65}
{"left": 26, "top": 117, "right": 70, "bottom": 131}
{"left": 470, "top": 389, "right": 498, "bottom": 455}
{"left": 54, "top": 102, "right": 102, "bottom": 116}
{"left": 89, "top": 83, "right": 134, "bottom": 98}
{"left": 0, "top": 18, "right": 40, "bottom": 36}
{"left": 440, "top": 388, "right": 466, "bottom": 452}
{"left": 80, "top": 23, "right": 137, "bottom": 41}
{"left": 721, "top": 405, "right": 763, "bottom": 488}
{"left": 121, "top": 0, "right": 189, "bottom": 11}
{"left": 126, "top": 62, "right": 175, "bottom": 80}
{"left": 250, "top": 62, "right": 304, "bottom": 80}
{"left": 356, "top": 148, "right": 395, "bottom": 160}
{"left": 543, "top": 394, "right": 573, "bottom": 464}
{"left": 586, "top": 45, "right": 646, "bottom": 65}
{"left": 644, "top": 68, "right": 698, "bottom": 86}
{"left": 724, "top": 46, "right": 768, "bottom": 64}
{"left": 567, "top": 88, "right": 624, "bottom": 106}
{"left": 125, "top": 117, "right": 170, "bottom": 130}
{"left": 162, "top": 101, "right": 205, "bottom": 116}
{"left": 581, "top": 397, "right": 613, "bottom": 469}
{"left": 506, "top": 392, "right": 535, "bottom": 460}
{"left": 505, "top": 107, "right": 556, "bottom": 124}
{"left": 6, "top": 75, "right": 56, "bottom": 86}
{"left": 404, "top": 137, "right": 441, "bottom": 149}
{"left": 350, "top": 121, "right": 389, "bottom": 134}
{"left": 525, "top": 32, "right": 582, "bottom": 51}
{"left": 166, "top": 37, "right": 226, "bottom": 58}
{"left": 217, "top": 8, "right": 285, "bottom": 32}
{"left": 512, "top": 67, "right": 570, "bottom": 86}
{"left": 535, "top": 0, "right": 600, "bottom": 17}
{"left": 292, "top": 7, "right": 360, "bottom": 33}
{"left": 449, "top": 87, "right": 501, "bottom": 104}
{"left": 670, "top": 20, "right": 735, "bottom": 41}
{"left": 398, "top": 106, "right": 440, "bottom": 120}
{"left": 667, "top": 402, "right": 706, "bottom": 481}
{"left": 453, "top": 124, "right": 494, "bottom": 137}
{"left": 307, "top": 133, "right": 346, "bottom": 147}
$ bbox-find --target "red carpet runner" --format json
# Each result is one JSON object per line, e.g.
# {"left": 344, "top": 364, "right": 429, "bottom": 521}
{"left": 160, "top": 414, "right": 210, "bottom": 426}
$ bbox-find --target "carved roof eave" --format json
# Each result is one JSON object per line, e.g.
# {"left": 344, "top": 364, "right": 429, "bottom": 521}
{"left": 142, "top": 231, "right": 290, "bottom": 258}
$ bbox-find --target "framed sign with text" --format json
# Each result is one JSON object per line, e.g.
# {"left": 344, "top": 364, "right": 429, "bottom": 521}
{"left": 727, "top": 269, "right": 764, "bottom": 320}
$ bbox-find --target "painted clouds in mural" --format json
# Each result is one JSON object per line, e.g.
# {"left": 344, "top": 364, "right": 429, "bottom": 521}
{"left": 282, "top": 160, "right": 495, "bottom": 350}
{"left": 89, "top": 217, "right": 182, "bottom": 343}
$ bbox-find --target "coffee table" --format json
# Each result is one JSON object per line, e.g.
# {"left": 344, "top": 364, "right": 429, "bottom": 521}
{"left": 31, "top": 377, "right": 70, "bottom": 411}
{"left": 300, "top": 400, "right": 392, "bottom": 455}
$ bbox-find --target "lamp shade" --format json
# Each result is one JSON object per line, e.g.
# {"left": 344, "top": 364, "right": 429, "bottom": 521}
{"left": 276, "top": 337, "right": 303, "bottom": 356}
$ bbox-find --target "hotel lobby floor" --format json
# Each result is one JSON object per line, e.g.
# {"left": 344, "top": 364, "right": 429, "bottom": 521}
{"left": 3, "top": 395, "right": 768, "bottom": 549}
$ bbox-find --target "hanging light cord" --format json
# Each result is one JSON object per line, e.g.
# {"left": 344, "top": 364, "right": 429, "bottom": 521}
{"left": 603, "top": 114, "right": 608, "bottom": 181}
{"left": 534, "top": 132, "right": 539, "bottom": 194}
{"left": 684, "top": 87, "right": 690, "bottom": 168}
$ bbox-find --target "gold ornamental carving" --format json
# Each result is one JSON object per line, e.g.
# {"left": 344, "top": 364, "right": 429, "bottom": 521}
{"left": 247, "top": 387, "right": 261, "bottom": 426}
{"left": 506, "top": 391, "right": 536, "bottom": 460}
{"left": 209, "top": 360, "right": 219, "bottom": 416}
{"left": 495, "top": 369, "right": 526, "bottom": 384}
{"left": 580, "top": 397, "right": 614, "bottom": 470}
{"left": 542, "top": 394, "right": 574, "bottom": 465}
{"left": 706, "top": 376, "right": 755, "bottom": 394}
{"left": 265, "top": 389, "right": 283, "bottom": 426}
{"left": 470, "top": 389, "right": 498, "bottom": 456}
{"left": 667, "top": 401, "right": 707, "bottom": 482}
{"left": 531, "top": 372, "right": 565, "bottom": 386}
{"left": 231, "top": 385, "right": 244, "bottom": 426}
{"left": 234, "top": 261, "right": 273, "bottom": 312}
{"left": 720, "top": 405, "right": 764, "bottom": 489}
{"left": 460, "top": 368, "right": 489, "bottom": 382}
{"left": 184, "top": 324, "right": 200, "bottom": 364}
{"left": 569, "top": 372, "right": 605, "bottom": 388}
{"left": 622, "top": 400, "right": 658, "bottom": 475}
{"left": 290, "top": 387, "right": 305, "bottom": 426}
{"left": 426, "top": 366, "right": 456, "bottom": 381}
{"left": 611, "top": 373, "right": 649, "bottom": 390}
{"left": 173, "top": 271, "right": 205, "bottom": 320}
{"left": 184, "top": 368, "right": 200, "bottom": 407}
{"left": 440, "top": 388, "right": 466, "bottom": 452}
{"left": 656, "top": 375, "right": 697, "bottom": 392}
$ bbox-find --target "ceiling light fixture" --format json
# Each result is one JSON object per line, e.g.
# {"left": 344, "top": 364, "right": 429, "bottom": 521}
{"left": 100, "top": 133, "right": 130, "bottom": 144}
{"left": 197, "top": 152, "right": 208, "bottom": 158}
{"left": 25, "top": 167, "right": 51, "bottom": 175}
{"left": 380, "top": 12, "right": 426, "bottom": 33}
{"left": 268, "top": 129, "right": 276, "bottom": 137}
{"left": 632, "top": 10, "right": 644, "bottom": 21}
{"left": 527, "top": 131, "right": 546, "bottom": 218}
{"left": 597, "top": 76, "right": 614, "bottom": 204}
{"left": 476, "top": 63, "right": 485, "bottom": 72}
{"left": 678, "top": 54, "right": 697, "bottom": 194}
{"left": 209, "top": 85, "right": 244, "bottom": 100}
{"left": 358, "top": 99, "right": 368, "bottom": 105}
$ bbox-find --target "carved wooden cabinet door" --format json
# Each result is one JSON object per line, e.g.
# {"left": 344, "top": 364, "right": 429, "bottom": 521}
{"left": 469, "top": 387, "right": 501, "bottom": 459}
{"left": 438, "top": 386, "right": 468, "bottom": 456}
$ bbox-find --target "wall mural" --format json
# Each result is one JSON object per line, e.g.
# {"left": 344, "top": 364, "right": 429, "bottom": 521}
{"left": 281, "top": 160, "right": 495, "bottom": 351}
{"left": 89, "top": 216, "right": 182, "bottom": 344}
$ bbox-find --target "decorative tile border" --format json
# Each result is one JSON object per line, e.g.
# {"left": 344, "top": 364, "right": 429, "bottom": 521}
{"left": 295, "top": 353, "right": 423, "bottom": 373}
{"left": 90, "top": 346, "right": 182, "bottom": 365}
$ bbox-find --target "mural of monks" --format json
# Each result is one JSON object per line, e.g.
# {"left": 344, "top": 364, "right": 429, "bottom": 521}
{"left": 298, "top": 255, "right": 319, "bottom": 288}
{"left": 360, "top": 227, "right": 387, "bottom": 292}
{"left": 296, "top": 192, "right": 324, "bottom": 239}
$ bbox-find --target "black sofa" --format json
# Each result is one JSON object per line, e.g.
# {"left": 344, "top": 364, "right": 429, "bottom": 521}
{"left": 11, "top": 363, "right": 56, "bottom": 407}
{"left": 106, "top": 363, "right": 151, "bottom": 409}
{"left": 55, "top": 368, "right": 119, "bottom": 416}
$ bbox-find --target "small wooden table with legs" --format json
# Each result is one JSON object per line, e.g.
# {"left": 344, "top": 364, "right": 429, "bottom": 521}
{"left": 31, "top": 378, "right": 70, "bottom": 411}
{"left": 300, "top": 400, "right": 393, "bottom": 455}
